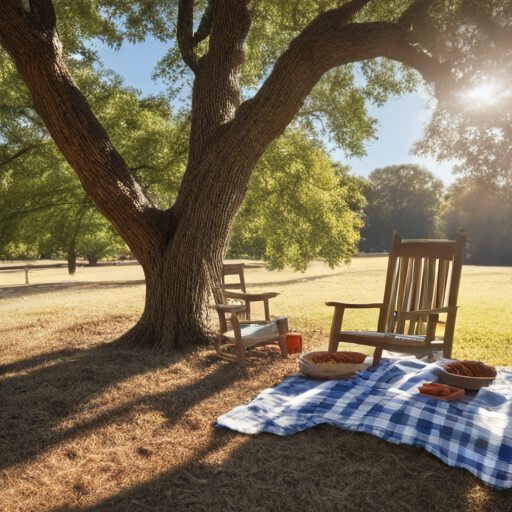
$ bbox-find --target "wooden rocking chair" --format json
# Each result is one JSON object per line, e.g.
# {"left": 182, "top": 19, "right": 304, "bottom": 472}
{"left": 326, "top": 229, "right": 466, "bottom": 366}
{"left": 210, "top": 301, "right": 288, "bottom": 370}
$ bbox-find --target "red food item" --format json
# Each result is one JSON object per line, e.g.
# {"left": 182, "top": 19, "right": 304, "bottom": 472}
{"left": 418, "top": 383, "right": 446, "bottom": 395}
{"left": 443, "top": 360, "right": 497, "bottom": 378}
{"left": 418, "top": 382, "right": 465, "bottom": 400}
{"left": 309, "top": 351, "right": 367, "bottom": 365}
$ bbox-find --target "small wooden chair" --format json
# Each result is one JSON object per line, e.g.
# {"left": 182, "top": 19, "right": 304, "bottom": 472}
{"left": 221, "top": 263, "right": 279, "bottom": 321}
{"left": 326, "top": 229, "right": 466, "bottom": 366}
{"left": 211, "top": 302, "right": 288, "bottom": 370}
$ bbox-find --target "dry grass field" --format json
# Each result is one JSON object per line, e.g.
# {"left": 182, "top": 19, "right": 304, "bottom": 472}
{"left": 1, "top": 257, "right": 512, "bottom": 511}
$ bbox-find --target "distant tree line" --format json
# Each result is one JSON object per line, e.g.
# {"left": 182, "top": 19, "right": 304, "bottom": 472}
{"left": 358, "top": 164, "right": 512, "bottom": 267}
{"left": 358, "top": 164, "right": 444, "bottom": 253}
{"left": 4, "top": 155, "right": 511, "bottom": 268}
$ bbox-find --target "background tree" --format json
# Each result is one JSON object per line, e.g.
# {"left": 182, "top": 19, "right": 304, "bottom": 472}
{"left": 0, "top": 57, "right": 189, "bottom": 271}
{"left": 443, "top": 176, "right": 512, "bottom": 266}
{"left": 227, "top": 130, "right": 366, "bottom": 271}
{"left": 0, "top": 0, "right": 509, "bottom": 350}
{"left": 412, "top": 3, "right": 512, "bottom": 185}
{"left": 359, "top": 164, "right": 444, "bottom": 252}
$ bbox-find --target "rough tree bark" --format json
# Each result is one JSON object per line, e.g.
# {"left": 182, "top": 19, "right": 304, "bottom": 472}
{"left": 0, "top": 0, "right": 445, "bottom": 350}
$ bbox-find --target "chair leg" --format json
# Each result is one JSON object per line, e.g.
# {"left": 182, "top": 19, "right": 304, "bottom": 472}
{"left": 214, "top": 334, "right": 224, "bottom": 355}
{"left": 234, "top": 336, "right": 247, "bottom": 371}
{"left": 372, "top": 347, "right": 383, "bottom": 366}
{"left": 230, "top": 312, "right": 247, "bottom": 371}
{"left": 277, "top": 334, "right": 287, "bottom": 359}
{"left": 263, "top": 299, "right": 270, "bottom": 322}
{"left": 328, "top": 337, "right": 339, "bottom": 353}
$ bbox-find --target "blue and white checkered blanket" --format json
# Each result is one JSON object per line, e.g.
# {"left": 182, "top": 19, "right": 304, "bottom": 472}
{"left": 217, "top": 358, "right": 512, "bottom": 489}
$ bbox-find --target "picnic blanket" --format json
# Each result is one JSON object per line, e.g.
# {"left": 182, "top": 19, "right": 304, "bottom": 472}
{"left": 217, "top": 358, "right": 512, "bottom": 489}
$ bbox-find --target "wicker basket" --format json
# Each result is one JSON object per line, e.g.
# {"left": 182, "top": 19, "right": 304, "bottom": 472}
{"left": 299, "top": 351, "right": 371, "bottom": 380}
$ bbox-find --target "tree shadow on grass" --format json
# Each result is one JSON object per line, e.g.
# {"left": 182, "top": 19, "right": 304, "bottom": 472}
{"left": 36, "top": 353, "right": 512, "bottom": 512}
{"left": 0, "top": 347, "right": 83, "bottom": 376}
{"left": 49, "top": 421, "right": 512, "bottom": 512}
{"left": 0, "top": 280, "right": 145, "bottom": 301}
{"left": 0, "top": 338, "right": 250, "bottom": 472}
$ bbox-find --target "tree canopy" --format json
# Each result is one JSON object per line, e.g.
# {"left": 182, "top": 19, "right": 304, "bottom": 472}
{"left": 412, "top": 1, "right": 512, "bottom": 184}
{"left": 359, "top": 164, "right": 444, "bottom": 252}
{"left": 227, "top": 130, "right": 367, "bottom": 271}
{"left": 443, "top": 176, "right": 512, "bottom": 266}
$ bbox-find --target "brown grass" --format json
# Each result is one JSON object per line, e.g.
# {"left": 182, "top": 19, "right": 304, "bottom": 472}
{"left": 1, "top": 259, "right": 512, "bottom": 511}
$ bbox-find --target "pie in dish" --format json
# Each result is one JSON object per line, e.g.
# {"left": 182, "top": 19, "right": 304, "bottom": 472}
{"left": 308, "top": 351, "right": 366, "bottom": 365}
{"left": 442, "top": 360, "right": 497, "bottom": 378}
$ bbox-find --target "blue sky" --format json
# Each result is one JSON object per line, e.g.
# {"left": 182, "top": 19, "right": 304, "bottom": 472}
{"left": 96, "top": 38, "right": 458, "bottom": 186}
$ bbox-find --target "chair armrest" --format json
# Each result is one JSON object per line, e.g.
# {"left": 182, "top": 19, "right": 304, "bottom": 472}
{"left": 403, "top": 307, "right": 457, "bottom": 319}
{"left": 210, "top": 303, "right": 246, "bottom": 334}
{"left": 325, "top": 302, "right": 384, "bottom": 310}
{"left": 238, "top": 320, "right": 271, "bottom": 325}
{"left": 208, "top": 304, "right": 246, "bottom": 313}
{"left": 404, "top": 307, "right": 458, "bottom": 342}
{"left": 223, "top": 290, "right": 279, "bottom": 301}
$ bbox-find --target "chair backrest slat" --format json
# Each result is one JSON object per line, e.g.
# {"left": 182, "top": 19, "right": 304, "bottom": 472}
{"left": 395, "top": 257, "right": 412, "bottom": 334}
{"left": 411, "top": 257, "right": 423, "bottom": 312}
{"left": 382, "top": 257, "right": 400, "bottom": 332}
{"left": 222, "top": 263, "right": 247, "bottom": 293}
{"left": 379, "top": 230, "right": 466, "bottom": 346}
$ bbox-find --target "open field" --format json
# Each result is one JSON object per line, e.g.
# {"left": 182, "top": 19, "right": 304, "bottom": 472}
{"left": 1, "top": 257, "right": 512, "bottom": 511}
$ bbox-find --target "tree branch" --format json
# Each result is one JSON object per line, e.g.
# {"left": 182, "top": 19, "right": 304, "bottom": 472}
{"left": 178, "top": 0, "right": 252, "bottom": 180}
{"left": 192, "top": 2, "right": 213, "bottom": 46}
{"left": 236, "top": 19, "right": 439, "bottom": 147}
{"left": 398, "top": 0, "right": 438, "bottom": 29}
{"left": 336, "top": 0, "right": 374, "bottom": 24}
{"left": 0, "top": 143, "right": 40, "bottom": 169}
{"left": 1, "top": 201, "right": 94, "bottom": 222}
{"left": 177, "top": 0, "right": 199, "bottom": 73}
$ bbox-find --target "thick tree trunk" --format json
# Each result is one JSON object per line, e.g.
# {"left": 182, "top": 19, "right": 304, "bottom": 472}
{"left": 118, "top": 255, "right": 218, "bottom": 349}
{"left": 119, "top": 153, "right": 243, "bottom": 349}
{"left": 118, "top": 225, "right": 229, "bottom": 349}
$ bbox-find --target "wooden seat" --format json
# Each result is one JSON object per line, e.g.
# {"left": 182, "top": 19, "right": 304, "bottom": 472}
{"left": 210, "top": 302, "right": 288, "bottom": 370}
{"left": 326, "top": 229, "right": 466, "bottom": 366}
{"left": 221, "top": 263, "right": 279, "bottom": 321}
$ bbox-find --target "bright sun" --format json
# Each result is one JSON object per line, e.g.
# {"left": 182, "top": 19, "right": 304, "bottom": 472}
{"left": 465, "top": 81, "right": 500, "bottom": 106}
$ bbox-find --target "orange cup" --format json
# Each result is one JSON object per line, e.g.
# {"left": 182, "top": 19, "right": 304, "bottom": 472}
{"left": 286, "top": 333, "right": 302, "bottom": 354}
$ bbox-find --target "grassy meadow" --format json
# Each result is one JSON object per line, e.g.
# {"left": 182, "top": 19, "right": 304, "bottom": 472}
{"left": 1, "top": 257, "right": 512, "bottom": 511}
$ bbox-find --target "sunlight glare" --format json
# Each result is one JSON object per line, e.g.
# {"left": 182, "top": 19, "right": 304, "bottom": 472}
{"left": 465, "top": 81, "right": 500, "bottom": 106}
